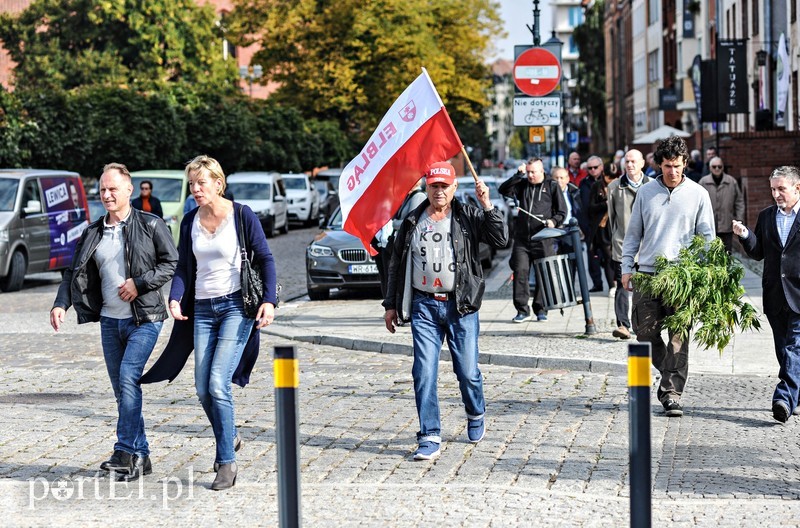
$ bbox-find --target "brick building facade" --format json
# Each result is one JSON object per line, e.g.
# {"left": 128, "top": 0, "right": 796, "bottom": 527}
{"left": 0, "top": 0, "right": 274, "bottom": 98}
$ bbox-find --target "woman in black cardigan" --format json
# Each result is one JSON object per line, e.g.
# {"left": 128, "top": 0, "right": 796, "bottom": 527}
{"left": 142, "top": 155, "right": 277, "bottom": 490}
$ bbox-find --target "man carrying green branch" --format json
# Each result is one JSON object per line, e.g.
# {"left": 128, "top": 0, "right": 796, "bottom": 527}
{"left": 621, "top": 136, "right": 716, "bottom": 417}
{"left": 733, "top": 166, "right": 800, "bottom": 423}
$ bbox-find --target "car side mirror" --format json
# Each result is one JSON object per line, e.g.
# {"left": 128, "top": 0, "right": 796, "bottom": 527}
{"left": 23, "top": 200, "right": 42, "bottom": 215}
{"left": 318, "top": 215, "right": 328, "bottom": 228}
{"left": 274, "top": 194, "right": 285, "bottom": 202}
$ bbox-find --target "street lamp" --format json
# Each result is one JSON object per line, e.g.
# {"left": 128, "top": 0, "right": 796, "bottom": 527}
{"left": 239, "top": 64, "right": 263, "bottom": 97}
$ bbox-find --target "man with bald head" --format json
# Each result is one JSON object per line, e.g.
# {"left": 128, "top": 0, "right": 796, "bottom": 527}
{"left": 567, "top": 151, "right": 587, "bottom": 187}
{"left": 607, "top": 149, "right": 652, "bottom": 339}
{"left": 698, "top": 157, "right": 744, "bottom": 253}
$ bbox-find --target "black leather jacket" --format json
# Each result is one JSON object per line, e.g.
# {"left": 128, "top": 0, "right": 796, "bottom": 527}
{"left": 382, "top": 198, "right": 508, "bottom": 321}
{"left": 52, "top": 208, "right": 178, "bottom": 325}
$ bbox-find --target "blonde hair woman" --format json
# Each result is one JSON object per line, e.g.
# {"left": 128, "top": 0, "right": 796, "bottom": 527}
{"left": 141, "top": 155, "right": 277, "bottom": 490}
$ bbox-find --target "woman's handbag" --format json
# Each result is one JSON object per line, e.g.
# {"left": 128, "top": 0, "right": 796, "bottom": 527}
{"left": 237, "top": 207, "right": 264, "bottom": 318}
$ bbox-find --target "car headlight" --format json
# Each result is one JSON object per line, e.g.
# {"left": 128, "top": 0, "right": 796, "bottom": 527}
{"left": 0, "top": 229, "right": 7, "bottom": 243}
{"left": 307, "top": 243, "right": 334, "bottom": 257}
{"left": 296, "top": 197, "right": 308, "bottom": 203}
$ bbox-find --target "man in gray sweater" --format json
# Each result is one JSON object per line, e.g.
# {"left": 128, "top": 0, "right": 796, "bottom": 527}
{"left": 621, "top": 136, "right": 716, "bottom": 417}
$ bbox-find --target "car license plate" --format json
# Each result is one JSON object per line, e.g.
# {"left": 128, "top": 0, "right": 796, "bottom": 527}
{"left": 349, "top": 264, "right": 377, "bottom": 274}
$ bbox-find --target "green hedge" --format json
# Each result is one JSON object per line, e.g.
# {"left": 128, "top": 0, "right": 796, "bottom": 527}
{"left": 0, "top": 86, "right": 352, "bottom": 178}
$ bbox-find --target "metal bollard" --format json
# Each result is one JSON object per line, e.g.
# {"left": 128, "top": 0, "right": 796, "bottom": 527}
{"left": 628, "top": 342, "right": 652, "bottom": 528}
{"left": 274, "top": 345, "right": 301, "bottom": 528}
{"left": 568, "top": 218, "right": 595, "bottom": 334}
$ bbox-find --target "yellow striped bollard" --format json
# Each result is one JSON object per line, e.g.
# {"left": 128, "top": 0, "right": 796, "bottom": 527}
{"left": 274, "top": 345, "right": 301, "bottom": 528}
{"left": 628, "top": 342, "right": 651, "bottom": 528}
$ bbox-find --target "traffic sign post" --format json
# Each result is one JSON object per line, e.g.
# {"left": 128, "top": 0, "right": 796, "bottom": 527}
{"left": 513, "top": 47, "right": 562, "bottom": 97}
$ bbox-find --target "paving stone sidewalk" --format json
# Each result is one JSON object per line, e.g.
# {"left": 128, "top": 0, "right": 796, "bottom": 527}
{"left": 1, "top": 269, "right": 799, "bottom": 526}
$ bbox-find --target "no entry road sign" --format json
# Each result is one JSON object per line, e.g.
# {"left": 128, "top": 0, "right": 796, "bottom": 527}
{"left": 513, "top": 47, "right": 562, "bottom": 97}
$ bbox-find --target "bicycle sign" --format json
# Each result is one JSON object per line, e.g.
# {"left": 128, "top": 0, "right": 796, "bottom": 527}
{"left": 524, "top": 108, "right": 549, "bottom": 125}
{"left": 513, "top": 96, "right": 562, "bottom": 127}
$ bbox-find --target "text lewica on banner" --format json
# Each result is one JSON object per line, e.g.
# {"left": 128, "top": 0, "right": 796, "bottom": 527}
{"left": 339, "top": 68, "right": 462, "bottom": 255}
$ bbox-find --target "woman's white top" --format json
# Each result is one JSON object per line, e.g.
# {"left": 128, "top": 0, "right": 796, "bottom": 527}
{"left": 192, "top": 209, "right": 242, "bottom": 299}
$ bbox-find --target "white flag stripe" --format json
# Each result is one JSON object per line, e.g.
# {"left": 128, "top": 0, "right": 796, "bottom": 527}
{"left": 338, "top": 70, "right": 443, "bottom": 222}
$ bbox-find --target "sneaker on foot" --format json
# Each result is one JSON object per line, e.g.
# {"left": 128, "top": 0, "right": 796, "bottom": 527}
{"left": 773, "top": 400, "right": 790, "bottom": 423}
{"left": 413, "top": 441, "right": 441, "bottom": 460}
{"left": 467, "top": 418, "right": 485, "bottom": 443}
{"left": 536, "top": 313, "right": 548, "bottom": 321}
{"left": 612, "top": 326, "right": 631, "bottom": 339}
{"left": 793, "top": 407, "right": 800, "bottom": 416}
{"left": 663, "top": 399, "right": 683, "bottom": 417}
{"left": 512, "top": 313, "right": 531, "bottom": 323}
{"left": 608, "top": 286, "right": 617, "bottom": 297}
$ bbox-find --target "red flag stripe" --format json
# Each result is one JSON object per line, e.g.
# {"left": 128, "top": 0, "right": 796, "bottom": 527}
{"left": 343, "top": 108, "right": 461, "bottom": 254}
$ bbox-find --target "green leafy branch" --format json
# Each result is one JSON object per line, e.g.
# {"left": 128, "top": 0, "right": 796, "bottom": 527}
{"left": 633, "top": 236, "right": 761, "bottom": 353}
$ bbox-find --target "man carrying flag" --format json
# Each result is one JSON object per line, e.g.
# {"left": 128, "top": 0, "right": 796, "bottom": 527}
{"left": 382, "top": 162, "right": 507, "bottom": 460}
{"left": 339, "top": 68, "right": 463, "bottom": 255}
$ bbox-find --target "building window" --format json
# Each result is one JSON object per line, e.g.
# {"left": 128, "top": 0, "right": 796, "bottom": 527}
{"left": 223, "top": 40, "right": 237, "bottom": 61}
{"left": 794, "top": 72, "right": 799, "bottom": 129}
{"left": 752, "top": 0, "right": 759, "bottom": 35}
{"left": 647, "top": 51, "right": 660, "bottom": 83}
{"left": 568, "top": 6, "right": 584, "bottom": 26}
{"left": 633, "top": 5, "right": 645, "bottom": 36}
{"left": 792, "top": 0, "right": 797, "bottom": 22}
{"left": 634, "top": 57, "right": 646, "bottom": 89}
{"left": 569, "top": 35, "right": 578, "bottom": 54}
{"left": 649, "top": 110, "right": 659, "bottom": 131}
{"left": 648, "top": 0, "right": 659, "bottom": 25}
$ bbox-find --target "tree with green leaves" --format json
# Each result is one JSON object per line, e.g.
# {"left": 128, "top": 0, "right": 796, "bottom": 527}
{"left": 226, "top": 0, "right": 503, "bottom": 148}
{"left": 572, "top": 0, "right": 606, "bottom": 152}
{"left": 0, "top": 0, "right": 238, "bottom": 93}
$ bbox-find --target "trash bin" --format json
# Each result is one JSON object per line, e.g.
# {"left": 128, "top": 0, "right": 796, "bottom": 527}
{"left": 532, "top": 254, "right": 577, "bottom": 310}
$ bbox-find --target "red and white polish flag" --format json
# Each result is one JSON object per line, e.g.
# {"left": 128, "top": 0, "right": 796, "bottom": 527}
{"left": 339, "top": 68, "right": 462, "bottom": 254}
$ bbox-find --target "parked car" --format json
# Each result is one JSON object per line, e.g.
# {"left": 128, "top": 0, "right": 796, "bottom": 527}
{"left": 313, "top": 168, "right": 343, "bottom": 222}
{"left": 0, "top": 169, "right": 89, "bottom": 292}
{"left": 86, "top": 196, "right": 106, "bottom": 223}
{"left": 316, "top": 180, "right": 339, "bottom": 223}
{"left": 457, "top": 176, "right": 513, "bottom": 248}
{"left": 129, "top": 170, "right": 188, "bottom": 245}
{"left": 281, "top": 173, "right": 320, "bottom": 226}
{"left": 453, "top": 190, "right": 496, "bottom": 269}
{"left": 306, "top": 206, "right": 380, "bottom": 300}
{"left": 226, "top": 172, "right": 289, "bottom": 237}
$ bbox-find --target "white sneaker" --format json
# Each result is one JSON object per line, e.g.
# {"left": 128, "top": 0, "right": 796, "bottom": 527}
{"left": 608, "top": 286, "right": 617, "bottom": 297}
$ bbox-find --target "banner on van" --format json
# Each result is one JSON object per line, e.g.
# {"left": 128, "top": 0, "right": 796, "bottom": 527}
{"left": 40, "top": 177, "right": 88, "bottom": 270}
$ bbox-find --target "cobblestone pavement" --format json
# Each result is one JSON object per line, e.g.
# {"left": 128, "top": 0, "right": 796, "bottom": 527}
{"left": 2, "top": 267, "right": 800, "bottom": 526}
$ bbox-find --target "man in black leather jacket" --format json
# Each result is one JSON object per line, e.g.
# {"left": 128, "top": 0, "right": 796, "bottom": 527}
{"left": 382, "top": 161, "right": 507, "bottom": 461}
{"left": 50, "top": 162, "right": 177, "bottom": 481}
{"left": 499, "top": 157, "right": 567, "bottom": 322}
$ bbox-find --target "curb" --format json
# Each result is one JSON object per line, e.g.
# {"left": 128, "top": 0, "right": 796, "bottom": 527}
{"left": 263, "top": 326, "right": 630, "bottom": 376}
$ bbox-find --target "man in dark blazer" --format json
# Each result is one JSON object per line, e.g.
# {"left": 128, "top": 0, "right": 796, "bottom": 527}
{"left": 733, "top": 165, "right": 800, "bottom": 423}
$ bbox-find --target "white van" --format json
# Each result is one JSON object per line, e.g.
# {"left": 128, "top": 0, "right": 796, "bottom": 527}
{"left": 226, "top": 172, "right": 289, "bottom": 237}
{"left": 0, "top": 169, "right": 89, "bottom": 292}
{"left": 281, "top": 173, "right": 319, "bottom": 226}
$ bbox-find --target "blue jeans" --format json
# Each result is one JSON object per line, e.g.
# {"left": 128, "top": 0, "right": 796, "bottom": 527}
{"left": 767, "top": 309, "right": 800, "bottom": 412}
{"left": 411, "top": 292, "right": 485, "bottom": 444}
{"left": 194, "top": 291, "right": 254, "bottom": 465}
{"left": 100, "top": 317, "right": 163, "bottom": 457}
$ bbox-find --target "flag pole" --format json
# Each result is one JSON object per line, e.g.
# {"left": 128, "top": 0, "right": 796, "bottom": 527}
{"left": 460, "top": 145, "right": 480, "bottom": 183}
